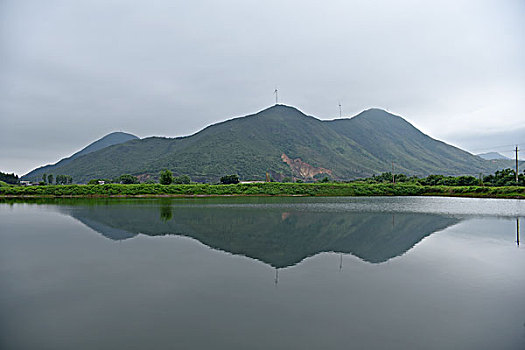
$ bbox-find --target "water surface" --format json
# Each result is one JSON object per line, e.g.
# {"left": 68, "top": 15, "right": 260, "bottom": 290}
{"left": 1, "top": 196, "right": 524, "bottom": 349}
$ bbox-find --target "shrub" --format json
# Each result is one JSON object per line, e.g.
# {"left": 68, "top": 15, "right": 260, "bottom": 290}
{"left": 220, "top": 174, "right": 240, "bottom": 184}
{"left": 159, "top": 170, "right": 174, "bottom": 185}
{"left": 174, "top": 174, "right": 191, "bottom": 184}
{"left": 117, "top": 174, "right": 139, "bottom": 184}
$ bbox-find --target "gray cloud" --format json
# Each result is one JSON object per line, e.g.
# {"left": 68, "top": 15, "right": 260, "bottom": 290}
{"left": 1, "top": 0, "right": 524, "bottom": 174}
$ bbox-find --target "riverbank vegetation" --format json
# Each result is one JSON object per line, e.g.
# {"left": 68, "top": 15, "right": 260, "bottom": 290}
{"left": 2, "top": 168, "right": 523, "bottom": 198}
{"left": 359, "top": 168, "right": 524, "bottom": 187}
{"left": 1, "top": 182, "right": 523, "bottom": 199}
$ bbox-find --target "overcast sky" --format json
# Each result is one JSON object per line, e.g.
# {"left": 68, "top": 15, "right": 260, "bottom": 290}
{"left": 1, "top": 0, "right": 524, "bottom": 175}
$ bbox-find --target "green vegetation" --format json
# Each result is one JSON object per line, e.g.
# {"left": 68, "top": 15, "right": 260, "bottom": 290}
{"left": 173, "top": 174, "right": 191, "bottom": 184}
{"left": 220, "top": 174, "right": 240, "bottom": 184}
{"left": 21, "top": 105, "right": 519, "bottom": 184}
{"left": 55, "top": 174, "right": 73, "bottom": 185}
{"left": 117, "top": 174, "right": 139, "bottom": 184}
{"left": 159, "top": 169, "right": 173, "bottom": 185}
{"left": 358, "top": 168, "right": 525, "bottom": 187}
{"left": 482, "top": 168, "right": 524, "bottom": 186}
{"left": 0, "top": 171, "right": 19, "bottom": 184}
{"left": 1, "top": 182, "right": 523, "bottom": 199}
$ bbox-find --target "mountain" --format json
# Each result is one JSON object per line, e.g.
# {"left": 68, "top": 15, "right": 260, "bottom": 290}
{"left": 22, "top": 106, "right": 509, "bottom": 183}
{"left": 477, "top": 152, "right": 510, "bottom": 160}
{"left": 23, "top": 132, "right": 138, "bottom": 181}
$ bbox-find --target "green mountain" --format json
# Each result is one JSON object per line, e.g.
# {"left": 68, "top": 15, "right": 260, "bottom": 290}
{"left": 23, "top": 132, "right": 139, "bottom": 181}
{"left": 22, "top": 105, "right": 509, "bottom": 183}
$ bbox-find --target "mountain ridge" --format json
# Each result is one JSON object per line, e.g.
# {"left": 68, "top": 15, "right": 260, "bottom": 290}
{"left": 23, "top": 131, "right": 138, "bottom": 180}
{"left": 21, "top": 105, "right": 511, "bottom": 183}
{"left": 477, "top": 152, "right": 510, "bottom": 160}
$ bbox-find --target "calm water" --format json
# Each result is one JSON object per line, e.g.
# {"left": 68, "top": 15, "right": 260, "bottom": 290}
{"left": 1, "top": 196, "right": 524, "bottom": 349}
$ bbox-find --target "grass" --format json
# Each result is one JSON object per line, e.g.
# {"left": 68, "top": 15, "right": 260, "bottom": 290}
{"left": 1, "top": 182, "right": 524, "bottom": 199}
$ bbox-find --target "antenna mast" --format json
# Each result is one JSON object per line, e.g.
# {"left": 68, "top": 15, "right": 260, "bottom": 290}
{"left": 274, "top": 88, "right": 278, "bottom": 105}
{"left": 338, "top": 102, "right": 342, "bottom": 118}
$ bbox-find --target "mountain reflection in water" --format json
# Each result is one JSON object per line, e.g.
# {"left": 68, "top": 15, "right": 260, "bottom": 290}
{"left": 59, "top": 200, "right": 461, "bottom": 267}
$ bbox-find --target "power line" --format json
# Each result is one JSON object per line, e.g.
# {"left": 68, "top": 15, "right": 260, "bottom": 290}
{"left": 470, "top": 143, "right": 524, "bottom": 153}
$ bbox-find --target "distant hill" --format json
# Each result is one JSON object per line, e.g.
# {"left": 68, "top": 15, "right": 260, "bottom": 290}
{"left": 477, "top": 152, "right": 510, "bottom": 160}
{"left": 23, "top": 132, "right": 138, "bottom": 181}
{"left": 22, "top": 106, "right": 513, "bottom": 183}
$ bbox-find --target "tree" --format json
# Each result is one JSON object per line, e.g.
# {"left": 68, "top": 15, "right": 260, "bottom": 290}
{"left": 42, "top": 173, "right": 47, "bottom": 184}
{"left": 220, "top": 174, "right": 240, "bottom": 184}
{"left": 159, "top": 169, "right": 174, "bottom": 185}
{"left": 174, "top": 174, "right": 191, "bottom": 184}
{"left": 117, "top": 174, "right": 139, "bottom": 184}
{"left": 47, "top": 174, "right": 53, "bottom": 185}
{"left": 0, "top": 172, "right": 19, "bottom": 185}
{"left": 56, "top": 174, "right": 70, "bottom": 185}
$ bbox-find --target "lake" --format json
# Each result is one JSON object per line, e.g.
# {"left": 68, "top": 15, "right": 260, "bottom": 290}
{"left": 1, "top": 196, "right": 524, "bottom": 349}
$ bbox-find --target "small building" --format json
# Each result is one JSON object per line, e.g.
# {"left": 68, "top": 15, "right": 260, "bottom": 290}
{"left": 98, "top": 180, "right": 105, "bottom": 185}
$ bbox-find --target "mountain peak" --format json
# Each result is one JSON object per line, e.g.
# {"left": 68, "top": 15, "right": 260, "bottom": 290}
{"left": 22, "top": 131, "right": 139, "bottom": 178}
{"left": 75, "top": 132, "right": 139, "bottom": 157}
{"left": 356, "top": 108, "right": 398, "bottom": 118}
{"left": 105, "top": 131, "right": 138, "bottom": 138}
{"left": 258, "top": 104, "right": 305, "bottom": 115}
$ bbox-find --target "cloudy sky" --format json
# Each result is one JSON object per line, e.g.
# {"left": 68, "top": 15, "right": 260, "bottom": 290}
{"left": 1, "top": 0, "right": 524, "bottom": 175}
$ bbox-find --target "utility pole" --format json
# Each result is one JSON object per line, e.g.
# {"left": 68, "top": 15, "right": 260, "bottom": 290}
{"left": 516, "top": 145, "right": 519, "bottom": 185}
{"left": 392, "top": 161, "right": 395, "bottom": 184}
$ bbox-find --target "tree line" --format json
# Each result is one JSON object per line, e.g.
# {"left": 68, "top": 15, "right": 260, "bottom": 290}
{"left": 361, "top": 168, "right": 525, "bottom": 187}
{"left": 41, "top": 173, "right": 73, "bottom": 185}
{"left": 87, "top": 171, "right": 241, "bottom": 185}
{"left": 0, "top": 172, "right": 19, "bottom": 184}
{"left": 5, "top": 168, "right": 522, "bottom": 187}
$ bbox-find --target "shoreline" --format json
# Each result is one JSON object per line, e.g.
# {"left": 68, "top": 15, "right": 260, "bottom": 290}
{"left": 1, "top": 182, "right": 524, "bottom": 200}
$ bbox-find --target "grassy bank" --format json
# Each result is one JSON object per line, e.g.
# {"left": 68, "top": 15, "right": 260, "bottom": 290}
{"left": 0, "top": 182, "right": 524, "bottom": 199}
